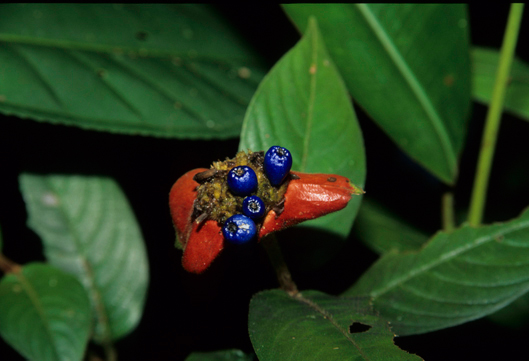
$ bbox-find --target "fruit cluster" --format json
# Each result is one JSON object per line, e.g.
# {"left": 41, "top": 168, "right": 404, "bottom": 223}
{"left": 192, "top": 146, "right": 292, "bottom": 245}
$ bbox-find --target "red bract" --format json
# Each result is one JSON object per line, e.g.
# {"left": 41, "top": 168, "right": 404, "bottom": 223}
{"left": 169, "top": 168, "right": 363, "bottom": 274}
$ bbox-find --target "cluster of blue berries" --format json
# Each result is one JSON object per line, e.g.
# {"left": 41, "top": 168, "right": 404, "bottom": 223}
{"left": 222, "top": 146, "right": 292, "bottom": 245}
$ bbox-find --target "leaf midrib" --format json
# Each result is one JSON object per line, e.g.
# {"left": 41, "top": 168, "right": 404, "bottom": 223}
{"left": 300, "top": 19, "right": 318, "bottom": 172}
{"left": 15, "top": 269, "right": 61, "bottom": 360}
{"left": 0, "top": 33, "right": 256, "bottom": 62}
{"left": 46, "top": 178, "right": 113, "bottom": 343}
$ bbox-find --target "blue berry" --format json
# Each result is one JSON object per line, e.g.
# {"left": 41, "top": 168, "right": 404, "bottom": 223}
{"left": 222, "top": 214, "right": 257, "bottom": 244}
{"left": 227, "top": 166, "right": 258, "bottom": 196}
{"left": 242, "top": 195, "right": 266, "bottom": 219}
{"left": 264, "top": 146, "right": 293, "bottom": 186}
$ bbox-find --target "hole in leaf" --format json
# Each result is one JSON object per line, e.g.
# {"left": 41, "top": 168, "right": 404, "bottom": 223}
{"left": 349, "top": 322, "right": 372, "bottom": 334}
{"left": 136, "top": 31, "right": 148, "bottom": 41}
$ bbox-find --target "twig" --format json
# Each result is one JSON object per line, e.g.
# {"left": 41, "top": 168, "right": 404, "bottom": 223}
{"left": 442, "top": 191, "right": 455, "bottom": 232}
{"left": 261, "top": 234, "right": 299, "bottom": 296}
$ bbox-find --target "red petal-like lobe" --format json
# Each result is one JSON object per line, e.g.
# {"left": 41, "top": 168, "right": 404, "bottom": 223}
{"left": 259, "top": 171, "right": 360, "bottom": 238}
{"left": 182, "top": 220, "right": 224, "bottom": 274}
{"left": 169, "top": 168, "right": 225, "bottom": 273}
{"left": 169, "top": 168, "right": 207, "bottom": 244}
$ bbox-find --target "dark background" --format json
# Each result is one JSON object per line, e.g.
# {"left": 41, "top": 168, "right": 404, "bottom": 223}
{"left": 1, "top": 4, "right": 528, "bottom": 360}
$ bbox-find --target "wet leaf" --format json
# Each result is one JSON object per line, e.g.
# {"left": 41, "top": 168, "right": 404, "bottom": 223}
{"left": 354, "top": 199, "right": 428, "bottom": 254}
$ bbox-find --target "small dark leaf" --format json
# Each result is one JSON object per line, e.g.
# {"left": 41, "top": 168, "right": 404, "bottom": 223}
{"left": 472, "top": 46, "right": 529, "bottom": 121}
{"left": 185, "top": 349, "right": 256, "bottom": 361}
{"left": 354, "top": 199, "right": 429, "bottom": 254}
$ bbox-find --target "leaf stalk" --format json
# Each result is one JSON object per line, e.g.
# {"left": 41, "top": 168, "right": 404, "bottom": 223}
{"left": 261, "top": 234, "right": 299, "bottom": 296}
{"left": 442, "top": 191, "right": 455, "bottom": 232}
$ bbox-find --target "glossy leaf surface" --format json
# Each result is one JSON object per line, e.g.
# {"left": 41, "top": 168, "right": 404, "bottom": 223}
{"left": 284, "top": 4, "right": 471, "bottom": 184}
{"left": 185, "top": 349, "right": 255, "bottom": 361}
{"left": 354, "top": 199, "right": 428, "bottom": 254}
{"left": 249, "top": 289, "right": 421, "bottom": 361}
{"left": 239, "top": 18, "right": 366, "bottom": 240}
{"left": 472, "top": 46, "right": 529, "bottom": 120}
{"left": 347, "top": 207, "right": 529, "bottom": 336}
{"left": 0, "top": 263, "right": 91, "bottom": 361}
{"left": 19, "top": 174, "right": 149, "bottom": 342}
{"left": 0, "top": 4, "right": 265, "bottom": 138}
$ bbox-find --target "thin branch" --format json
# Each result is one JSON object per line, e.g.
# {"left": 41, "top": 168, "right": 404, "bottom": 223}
{"left": 261, "top": 234, "right": 299, "bottom": 297}
{"left": 442, "top": 191, "right": 455, "bottom": 233}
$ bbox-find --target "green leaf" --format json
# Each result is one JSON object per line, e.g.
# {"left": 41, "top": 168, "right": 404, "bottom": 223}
{"left": 472, "top": 46, "right": 529, "bottom": 121}
{"left": 0, "top": 4, "right": 265, "bottom": 138}
{"left": 283, "top": 4, "right": 471, "bottom": 184}
{"left": 354, "top": 199, "right": 428, "bottom": 254}
{"left": 249, "top": 289, "right": 421, "bottom": 361}
{"left": 0, "top": 263, "right": 91, "bottom": 361}
{"left": 239, "top": 18, "right": 366, "bottom": 241}
{"left": 346, "top": 207, "right": 529, "bottom": 336}
{"left": 185, "top": 349, "right": 255, "bottom": 361}
{"left": 19, "top": 174, "right": 149, "bottom": 343}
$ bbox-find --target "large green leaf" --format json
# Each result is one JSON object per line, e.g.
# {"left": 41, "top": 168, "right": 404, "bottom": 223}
{"left": 283, "top": 4, "right": 471, "bottom": 184}
{"left": 19, "top": 174, "right": 149, "bottom": 343}
{"left": 248, "top": 289, "right": 421, "bottom": 361}
{"left": 239, "top": 18, "right": 366, "bottom": 241}
{"left": 472, "top": 46, "right": 529, "bottom": 121}
{"left": 0, "top": 263, "right": 91, "bottom": 361}
{"left": 185, "top": 349, "right": 255, "bottom": 361}
{"left": 346, "top": 207, "right": 529, "bottom": 336}
{"left": 0, "top": 4, "right": 265, "bottom": 138}
{"left": 354, "top": 199, "right": 428, "bottom": 254}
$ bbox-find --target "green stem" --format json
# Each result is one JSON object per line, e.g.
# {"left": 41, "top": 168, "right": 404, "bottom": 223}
{"left": 442, "top": 192, "right": 455, "bottom": 232}
{"left": 261, "top": 234, "right": 299, "bottom": 296}
{"left": 468, "top": 3, "right": 525, "bottom": 226}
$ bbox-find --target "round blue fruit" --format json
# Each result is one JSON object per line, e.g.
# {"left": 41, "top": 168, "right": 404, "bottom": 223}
{"left": 242, "top": 195, "right": 266, "bottom": 219}
{"left": 264, "top": 146, "right": 293, "bottom": 186}
{"left": 222, "top": 214, "right": 257, "bottom": 244}
{"left": 227, "top": 166, "right": 258, "bottom": 196}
